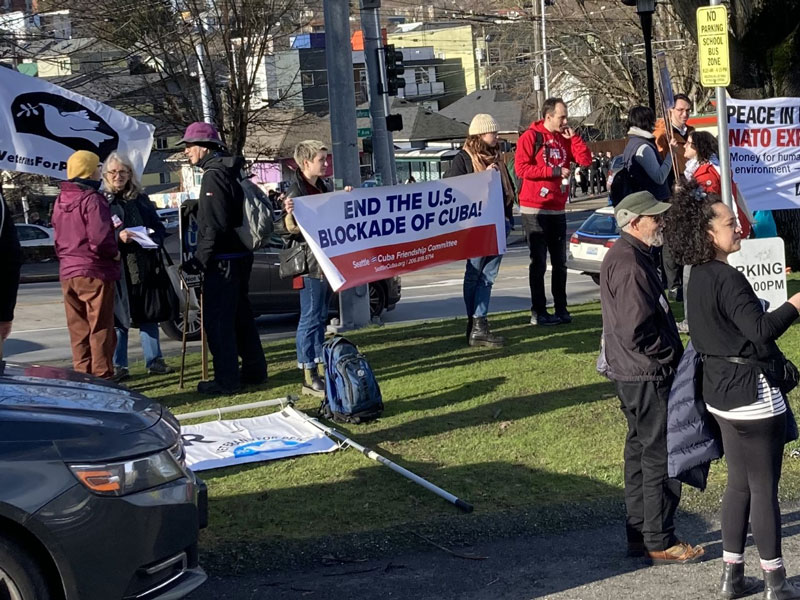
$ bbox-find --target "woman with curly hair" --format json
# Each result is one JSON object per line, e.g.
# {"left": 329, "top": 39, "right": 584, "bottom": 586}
{"left": 664, "top": 183, "right": 800, "bottom": 599}
{"left": 684, "top": 130, "right": 753, "bottom": 238}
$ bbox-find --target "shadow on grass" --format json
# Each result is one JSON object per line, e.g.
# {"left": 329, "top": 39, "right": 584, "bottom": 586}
{"left": 367, "top": 311, "right": 603, "bottom": 381}
{"left": 198, "top": 459, "right": 630, "bottom": 572}
{"left": 357, "top": 380, "right": 614, "bottom": 445}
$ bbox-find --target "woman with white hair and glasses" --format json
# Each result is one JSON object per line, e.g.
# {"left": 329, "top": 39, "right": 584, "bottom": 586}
{"left": 102, "top": 152, "right": 173, "bottom": 380}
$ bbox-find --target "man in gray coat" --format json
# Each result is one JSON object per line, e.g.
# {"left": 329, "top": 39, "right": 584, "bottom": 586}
{"left": 599, "top": 191, "right": 703, "bottom": 565}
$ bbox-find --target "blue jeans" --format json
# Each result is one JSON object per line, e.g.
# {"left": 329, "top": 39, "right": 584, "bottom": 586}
{"left": 463, "top": 255, "right": 503, "bottom": 318}
{"left": 296, "top": 277, "right": 331, "bottom": 369}
{"left": 114, "top": 322, "right": 162, "bottom": 369}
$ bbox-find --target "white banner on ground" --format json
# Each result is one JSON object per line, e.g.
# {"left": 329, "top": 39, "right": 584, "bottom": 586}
{"left": 181, "top": 410, "right": 337, "bottom": 472}
{"left": 727, "top": 97, "right": 800, "bottom": 210}
{"left": 291, "top": 171, "right": 506, "bottom": 292}
{"left": 727, "top": 237, "right": 787, "bottom": 310}
{"left": 0, "top": 68, "right": 154, "bottom": 179}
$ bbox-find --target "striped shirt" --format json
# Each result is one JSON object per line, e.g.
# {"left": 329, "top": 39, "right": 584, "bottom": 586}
{"left": 707, "top": 373, "right": 786, "bottom": 420}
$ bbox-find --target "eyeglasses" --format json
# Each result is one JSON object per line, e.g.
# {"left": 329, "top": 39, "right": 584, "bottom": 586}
{"left": 107, "top": 170, "right": 130, "bottom": 177}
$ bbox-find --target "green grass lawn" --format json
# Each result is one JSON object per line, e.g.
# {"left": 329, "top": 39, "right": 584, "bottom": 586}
{"left": 129, "top": 279, "right": 800, "bottom": 566}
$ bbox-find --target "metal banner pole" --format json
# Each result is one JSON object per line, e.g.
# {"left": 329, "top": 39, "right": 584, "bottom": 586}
{"left": 176, "top": 397, "right": 293, "bottom": 421}
{"left": 284, "top": 406, "right": 474, "bottom": 513}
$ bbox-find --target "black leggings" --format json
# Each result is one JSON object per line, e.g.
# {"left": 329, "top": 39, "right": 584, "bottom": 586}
{"left": 714, "top": 413, "right": 787, "bottom": 560}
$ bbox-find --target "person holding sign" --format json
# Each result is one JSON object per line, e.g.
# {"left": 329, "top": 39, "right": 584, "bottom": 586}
{"left": 179, "top": 122, "right": 268, "bottom": 395}
{"left": 280, "top": 140, "right": 334, "bottom": 397}
{"left": 665, "top": 184, "right": 800, "bottom": 599}
{"left": 444, "top": 114, "right": 514, "bottom": 347}
{"left": 684, "top": 131, "right": 753, "bottom": 238}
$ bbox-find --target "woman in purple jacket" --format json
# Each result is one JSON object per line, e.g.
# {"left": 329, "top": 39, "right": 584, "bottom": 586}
{"left": 52, "top": 151, "right": 120, "bottom": 379}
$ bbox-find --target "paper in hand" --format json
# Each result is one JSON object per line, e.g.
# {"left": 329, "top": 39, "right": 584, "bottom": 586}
{"left": 126, "top": 226, "right": 158, "bottom": 249}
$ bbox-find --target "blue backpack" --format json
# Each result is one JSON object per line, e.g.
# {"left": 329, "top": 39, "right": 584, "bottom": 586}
{"left": 320, "top": 336, "right": 383, "bottom": 423}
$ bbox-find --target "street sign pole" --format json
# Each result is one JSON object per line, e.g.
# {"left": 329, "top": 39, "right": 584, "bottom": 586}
{"left": 698, "top": 0, "right": 733, "bottom": 209}
{"left": 359, "top": 0, "right": 396, "bottom": 186}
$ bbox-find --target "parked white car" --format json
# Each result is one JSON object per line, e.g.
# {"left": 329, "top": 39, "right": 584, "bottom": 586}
{"left": 15, "top": 223, "right": 54, "bottom": 247}
{"left": 566, "top": 206, "right": 620, "bottom": 284}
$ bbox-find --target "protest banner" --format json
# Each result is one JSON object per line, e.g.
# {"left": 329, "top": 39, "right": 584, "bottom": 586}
{"left": 181, "top": 410, "right": 338, "bottom": 472}
{"left": 726, "top": 238, "right": 787, "bottom": 311}
{"left": 0, "top": 67, "right": 154, "bottom": 179}
{"left": 727, "top": 97, "right": 800, "bottom": 210}
{"left": 291, "top": 171, "right": 506, "bottom": 291}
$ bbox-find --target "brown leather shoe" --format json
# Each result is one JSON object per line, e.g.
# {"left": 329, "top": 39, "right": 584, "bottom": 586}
{"left": 646, "top": 542, "right": 705, "bottom": 564}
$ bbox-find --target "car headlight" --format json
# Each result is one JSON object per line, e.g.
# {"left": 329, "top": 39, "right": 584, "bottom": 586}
{"left": 68, "top": 450, "right": 184, "bottom": 496}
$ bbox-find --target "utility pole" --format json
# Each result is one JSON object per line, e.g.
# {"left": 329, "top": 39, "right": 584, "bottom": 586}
{"left": 324, "top": 0, "right": 371, "bottom": 330}
{"left": 531, "top": 0, "right": 544, "bottom": 115}
{"left": 540, "top": 0, "right": 549, "bottom": 98}
{"left": 359, "top": 0, "right": 396, "bottom": 186}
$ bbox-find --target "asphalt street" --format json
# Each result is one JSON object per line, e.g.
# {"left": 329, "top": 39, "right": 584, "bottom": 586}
{"left": 187, "top": 502, "right": 800, "bottom": 600}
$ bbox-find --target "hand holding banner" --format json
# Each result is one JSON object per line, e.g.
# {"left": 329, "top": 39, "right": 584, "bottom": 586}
{"left": 290, "top": 171, "right": 507, "bottom": 291}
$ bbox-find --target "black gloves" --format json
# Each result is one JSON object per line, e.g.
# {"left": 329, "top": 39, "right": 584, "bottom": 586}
{"left": 180, "top": 257, "right": 204, "bottom": 276}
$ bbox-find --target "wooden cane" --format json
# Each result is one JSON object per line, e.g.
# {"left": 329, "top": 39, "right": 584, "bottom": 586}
{"left": 200, "top": 293, "right": 208, "bottom": 380}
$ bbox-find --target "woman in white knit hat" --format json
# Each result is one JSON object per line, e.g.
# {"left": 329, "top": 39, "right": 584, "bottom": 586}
{"left": 444, "top": 113, "right": 515, "bottom": 347}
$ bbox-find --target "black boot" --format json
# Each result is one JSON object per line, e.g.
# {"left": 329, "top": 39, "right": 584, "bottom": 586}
{"left": 302, "top": 368, "right": 324, "bottom": 397}
{"left": 469, "top": 317, "right": 504, "bottom": 347}
{"left": 466, "top": 316, "right": 474, "bottom": 343}
{"left": 719, "top": 562, "right": 759, "bottom": 599}
{"left": 765, "top": 567, "right": 800, "bottom": 600}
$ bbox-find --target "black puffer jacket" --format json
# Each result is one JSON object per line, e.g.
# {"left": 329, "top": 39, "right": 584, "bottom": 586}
{"left": 195, "top": 152, "right": 248, "bottom": 267}
{"left": 276, "top": 169, "right": 330, "bottom": 279}
{"left": 0, "top": 193, "right": 21, "bottom": 323}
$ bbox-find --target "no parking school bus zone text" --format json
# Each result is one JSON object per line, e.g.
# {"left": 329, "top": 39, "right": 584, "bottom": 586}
{"left": 697, "top": 5, "right": 730, "bottom": 87}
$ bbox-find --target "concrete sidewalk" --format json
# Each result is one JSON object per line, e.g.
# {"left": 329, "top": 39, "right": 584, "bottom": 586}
{"left": 189, "top": 501, "right": 800, "bottom": 600}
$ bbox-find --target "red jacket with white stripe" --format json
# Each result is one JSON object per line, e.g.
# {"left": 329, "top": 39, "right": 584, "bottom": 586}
{"left": 515, "top": 120, "right": 592, "bottom": 211}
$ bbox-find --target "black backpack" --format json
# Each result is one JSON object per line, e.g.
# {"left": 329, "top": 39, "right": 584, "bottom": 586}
{"left": 609, "top": 138, "right": 650, "bottom": 206}
{"left": 609, "top": 166, "right": 641, "bottom": 207}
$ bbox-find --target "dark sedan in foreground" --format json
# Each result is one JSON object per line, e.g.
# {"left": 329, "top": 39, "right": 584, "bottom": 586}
{"left": 0, "top": 363, "right": 207, "bottom": 600}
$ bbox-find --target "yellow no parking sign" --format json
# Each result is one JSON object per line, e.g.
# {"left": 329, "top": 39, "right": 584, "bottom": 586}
{"left": 697, "top": 5, "right": 730, "bottom": 87}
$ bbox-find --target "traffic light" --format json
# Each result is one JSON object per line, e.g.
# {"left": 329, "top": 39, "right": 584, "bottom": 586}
{"left": 386, "top": 114, "right": 403, "bottom": 132}
{"left": 382, "top": 44, "right": 406, "bottom": 96}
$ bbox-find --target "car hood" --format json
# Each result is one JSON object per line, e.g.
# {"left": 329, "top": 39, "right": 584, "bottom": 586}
{"left": 0, "top": 363, "right": 176, "bottom": 461}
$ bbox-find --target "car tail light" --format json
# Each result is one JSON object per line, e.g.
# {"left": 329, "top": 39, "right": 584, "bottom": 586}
{"left": 604, "top": 238, "right": 617, "bottom": 248}
{"left": 570, "top": 234, "right": 579, "bottom": 245}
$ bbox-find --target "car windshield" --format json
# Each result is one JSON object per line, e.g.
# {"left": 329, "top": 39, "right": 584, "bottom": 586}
{"left": 580, "top": 213, "right": 619, "bottom": 237}
{"left": 610, "top": 155, "right": 624, "bottom": 170}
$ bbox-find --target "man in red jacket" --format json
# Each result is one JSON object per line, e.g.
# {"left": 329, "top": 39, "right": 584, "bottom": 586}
{"left": 516, "top": 98, "right": 592, "bottom": 325}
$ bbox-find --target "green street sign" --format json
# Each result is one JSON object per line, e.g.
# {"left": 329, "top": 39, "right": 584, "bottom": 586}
{"left": 357, "top": 127, "right": 372, "bottom": 138}
{"left": 356, "top": 109, "right": 370, "bottom": 118}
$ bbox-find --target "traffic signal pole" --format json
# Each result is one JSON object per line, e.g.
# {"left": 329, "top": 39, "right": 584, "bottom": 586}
{"left": 324, "top": 0, "right": 371, "bottom": 330}
{"left": 360, "top": 0, "right": 396, "bottom": 185}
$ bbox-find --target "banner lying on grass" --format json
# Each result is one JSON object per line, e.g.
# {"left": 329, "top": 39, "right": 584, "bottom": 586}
{"left": 0, "top": 67, "right": 154, "bottom": 179}
{"left": 181, "top": 410, "right": 337, "bottom": 471}
{"left": 728, "top": 97, "right": 800, "bottom": 210}
{"left": 291, "top": 171, "right": 506, "bottom": 291}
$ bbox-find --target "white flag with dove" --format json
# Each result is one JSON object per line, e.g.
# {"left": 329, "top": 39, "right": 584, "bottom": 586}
{"left": 0, "top": 67, "right": 154, "bottom": 179}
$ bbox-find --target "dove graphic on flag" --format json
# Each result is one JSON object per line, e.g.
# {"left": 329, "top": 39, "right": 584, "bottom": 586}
{"left": 0, "top": 68, "right": 154, "bottom": 179}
